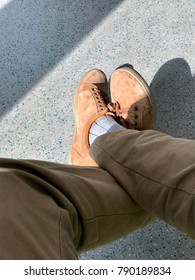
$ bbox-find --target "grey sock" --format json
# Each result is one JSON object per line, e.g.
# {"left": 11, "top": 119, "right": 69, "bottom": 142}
{"left": 89, "top": 115, "right": 125, "bottom": 145}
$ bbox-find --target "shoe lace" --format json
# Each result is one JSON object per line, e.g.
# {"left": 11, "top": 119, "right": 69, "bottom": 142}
{"left": 107, "top": 101, "right": 138, "bottom": 129}
{"left": 92, "top": 86, "right": 108, "bottom": 111}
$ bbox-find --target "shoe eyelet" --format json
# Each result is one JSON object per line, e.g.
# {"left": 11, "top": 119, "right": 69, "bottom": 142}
{"left": 134, "top": 106, "right": 138, "bottom": 111}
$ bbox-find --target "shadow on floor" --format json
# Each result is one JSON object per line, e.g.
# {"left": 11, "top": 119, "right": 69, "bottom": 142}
{"left": 0, "top": 0, "right": 123, "bottom": 118}
{"left": 150, "top": 58, "right": 195, "bottom": 139}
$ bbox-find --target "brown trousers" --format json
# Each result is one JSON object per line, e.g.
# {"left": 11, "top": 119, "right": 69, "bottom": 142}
{"left": 0, "top": 129, "right": 194, "bottom": 259}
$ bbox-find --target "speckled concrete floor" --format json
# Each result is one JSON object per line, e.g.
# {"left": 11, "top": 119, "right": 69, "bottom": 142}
{"left": 0, "top": 0, "right": 194, "bottom": 259}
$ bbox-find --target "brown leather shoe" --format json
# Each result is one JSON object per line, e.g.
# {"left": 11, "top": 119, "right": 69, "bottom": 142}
{"left": 68, "top": 69, "right": 109, "bottom": 166}
{"left": 109, "top": 66, "right": 156, "bottom": 130}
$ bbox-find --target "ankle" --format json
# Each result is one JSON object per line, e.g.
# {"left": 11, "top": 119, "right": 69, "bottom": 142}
{"left": 89, "top": 114, "right": 125, "bottom": 146}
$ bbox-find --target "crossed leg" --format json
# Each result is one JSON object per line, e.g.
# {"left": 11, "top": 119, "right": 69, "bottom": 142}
{"left": 0, "top": 128, "right": 194, "bottom": 259}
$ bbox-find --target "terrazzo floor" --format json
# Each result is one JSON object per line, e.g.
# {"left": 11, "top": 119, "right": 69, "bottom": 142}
{"left": 0, "top": 0, "right": 195, "bottom": 259}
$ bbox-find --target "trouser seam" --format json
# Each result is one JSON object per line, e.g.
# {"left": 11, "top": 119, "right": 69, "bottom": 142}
{"left": 65, "top": 201, "right": 143, "bottom": 222}
{"left": 92, "top": 142, "right": 194, "bottom": 196}
{"left": 58, "top": 210, "right": 63, "bottom": 260}
{"left": 81, "top": 212, "right": 146, "bottom": 222}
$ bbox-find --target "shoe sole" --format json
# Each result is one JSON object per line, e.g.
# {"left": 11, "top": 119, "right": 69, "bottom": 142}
{"left": 110, "top": 65, "right": 156, "bottom": 128}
